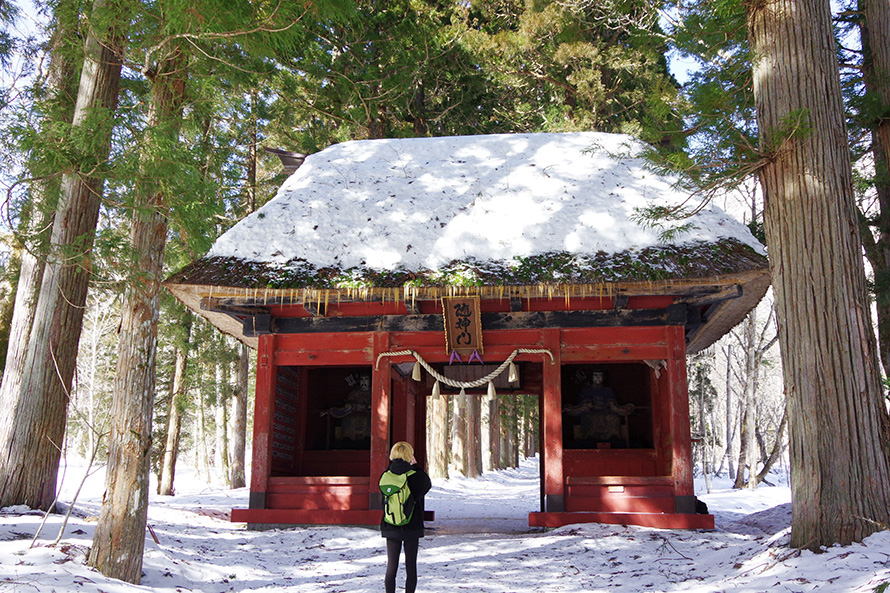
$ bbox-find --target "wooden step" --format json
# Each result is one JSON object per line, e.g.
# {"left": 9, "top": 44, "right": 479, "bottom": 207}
{"left": 232, "top": 508, "right": 380, "bottom": 526}
{"left": 565, "top": 475, "right": 673, "bottom": 486}
{"left": 268, "top": 475, "right": 370, "bottom": 487}
{"left": 265, "top": 476, "right": 372, "bottom": 511}
{"left": 230, "top": 508, "right": 436, "bottom": 525}
{"left": 565, "top": 496, "right": 675, "bottom": 514}
{"left": 528, "top": 511, "right": 714, "bottom": 530}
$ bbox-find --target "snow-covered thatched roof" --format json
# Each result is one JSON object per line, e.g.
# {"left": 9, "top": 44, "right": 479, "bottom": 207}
{"left": 165, "top": 132, "right": 770, "bottom": 350}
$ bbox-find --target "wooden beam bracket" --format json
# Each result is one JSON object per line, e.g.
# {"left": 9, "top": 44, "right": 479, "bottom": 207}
{"left": 272, "top": 307, "right": 692, "bottom": 335}
{"left": 201, "top": 298, "right": 275, "bottom": 336}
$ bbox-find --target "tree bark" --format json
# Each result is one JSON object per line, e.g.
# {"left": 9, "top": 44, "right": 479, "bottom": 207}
{"left": 756, "top": 407, "right": 788, "bottom": 482}
{"left": 196, "top": 365, "right": 211, "bottom": 483}
{"left": 464, "top": 393, "right": 480, "bottom": 478}
{"left": 724, "top": 345, "right": 735, "bottom": 480}
{"left": 0, "top": 0, "right": 124, "bottom": 510}
{"left": 87, "top": 47, "right": 185, "bottom": 583}
{"left": 450, "top": 391, "right": 468, "bottom": 477}
{"left": 246, "top": 91, "right": 258, "bottom": 214}
{"left": 858, "top": 0, "right": 890, "bottom": 376}
{"left": 480, "top": 389, "right": 499, "bottom": 472}
{"left": 696, "top": 364, "right": 711, "bottom": 492}
{"left": 229, "top": 342, "right": 249, "bottom": 489}
{"left": 733, "top": 311, "right": 761, "bottom": 489}
{"left": 500, "top": 397, "right": 517, "bottom": 469}
{"left": 214, "top": 356, "right": 230, "bottom": 484}
{"left": 0, "top": 3, "right": 79, "bottom": 378}
{"left": 159, "top": 316, "right": 191, "bottom": 496}
{"left": 228, "top": 112, "right": 258, "bottom": 489}
{"left": 427, "top": 392, "right": 448, "bottom": 478}
{"left": 80, "top": 293, "right": 117, "bottom": 457}
{"left": 748, "top": 0, "right": 890, "bottom": 549}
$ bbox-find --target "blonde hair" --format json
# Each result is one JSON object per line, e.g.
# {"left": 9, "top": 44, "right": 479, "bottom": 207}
{"left": 390, "top": 441, "right": 414, "bottom": 463}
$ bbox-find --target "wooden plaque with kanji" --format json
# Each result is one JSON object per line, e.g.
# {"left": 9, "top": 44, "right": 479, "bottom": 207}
{"left": 442, "top": 296, "right": 483, "bottom": 356}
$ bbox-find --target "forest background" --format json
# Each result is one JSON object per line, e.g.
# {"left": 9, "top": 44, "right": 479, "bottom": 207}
{"left": 0, "top": 0, "right": 887, "bottom": 584}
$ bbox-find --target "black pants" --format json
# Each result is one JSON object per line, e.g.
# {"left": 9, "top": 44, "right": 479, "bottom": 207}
{"left": 385, "top": 537, "right": 419, "bottom": 593}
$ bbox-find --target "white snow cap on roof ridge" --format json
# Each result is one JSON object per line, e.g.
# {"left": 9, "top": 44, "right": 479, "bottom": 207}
{"left": 209, "top": 132, "right": 763, "bottom": 271}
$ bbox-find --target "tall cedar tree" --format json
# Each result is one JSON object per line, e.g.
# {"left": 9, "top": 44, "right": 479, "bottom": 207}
{"left": 0, "top": 0, "right": 127, "bottom": 509}
{"left": 851, "top": 0, "right": 890, "bottom": 377}
{"left": 87, "top": 44, "right": 186, "bottom": 582}
{"left": 669, "top": 0, "right": 890, "bottom": 381}
{"left": 748, "top": 0, "right": 890, "bottom": 548}
{"left": 0, "top": 0, "right": 82, "bottom": 384}
{"left": 158, "top": 307, "right": 191, "bottom": 496}
{"left": 88, "top": 1, "right": 347, "bottom": 580}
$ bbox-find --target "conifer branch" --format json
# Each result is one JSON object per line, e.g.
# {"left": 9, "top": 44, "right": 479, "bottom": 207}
{"left": 140, "top": 0, "right": 310, "bottom": 74}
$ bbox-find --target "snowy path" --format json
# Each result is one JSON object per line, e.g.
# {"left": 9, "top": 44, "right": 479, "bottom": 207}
{"left": 3, "top": 458, "right": 890, "bottom": 592}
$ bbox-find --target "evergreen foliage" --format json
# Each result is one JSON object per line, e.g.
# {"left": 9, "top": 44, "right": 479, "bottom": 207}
{"left": 461, "top": 0, "right": 681, "bottom": 141}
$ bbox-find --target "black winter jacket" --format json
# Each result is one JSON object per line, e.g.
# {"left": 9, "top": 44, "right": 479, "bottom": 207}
{"left": 379, "top": 459, "right": 432, "bottom": 540}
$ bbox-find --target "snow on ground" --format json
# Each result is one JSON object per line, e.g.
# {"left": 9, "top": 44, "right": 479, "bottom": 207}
{"left": 2, "top": 458, "right": 890, "bottom": 593}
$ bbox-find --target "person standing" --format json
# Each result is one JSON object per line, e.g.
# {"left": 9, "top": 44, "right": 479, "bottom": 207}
{"left": 380, "top": 441, "right": 432, "bottom": 593}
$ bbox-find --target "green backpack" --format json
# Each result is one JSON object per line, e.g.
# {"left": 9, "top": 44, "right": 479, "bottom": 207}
{"left": 379, "top": 469, "right": 416, "bottom": 526}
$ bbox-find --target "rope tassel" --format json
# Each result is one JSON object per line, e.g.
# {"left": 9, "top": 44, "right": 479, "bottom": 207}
{"left": 412, "top": 361, "right": 422, "bottom": 381}
{"left": 432, "top": 380, "right": 441, "bottom": 400}
{"left": 487, "top": 380, "right": 496, "bottom": 399}
{"left": 374, "top": 347, "right": 553, "bottom": 392}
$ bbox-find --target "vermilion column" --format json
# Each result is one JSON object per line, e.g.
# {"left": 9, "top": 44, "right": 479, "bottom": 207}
{"left": 369, "top": 331, "right": 391, "bottom": 509}
{"left": 390, "top": 369, "right": 415, "bottom": 444}
{"left": 248, "top": 333, "right": 275, "bottom": 510}
{"left": 667, "top": 325, "right": 695, "bottom": 512}
{"left": 542, "top": 328, "right": 564, "bottom": 512}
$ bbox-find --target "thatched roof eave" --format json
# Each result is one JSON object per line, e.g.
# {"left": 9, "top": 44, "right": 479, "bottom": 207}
{"left": 164, "top": 266, "right": 771, "bottom": 352}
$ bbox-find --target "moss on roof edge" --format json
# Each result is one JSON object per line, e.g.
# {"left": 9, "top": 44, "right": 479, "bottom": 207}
{"left": 165, "top": 238, "right": 767, "bottom": 292}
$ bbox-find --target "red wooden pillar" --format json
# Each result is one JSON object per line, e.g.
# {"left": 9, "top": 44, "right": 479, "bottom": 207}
{"left": 404, "top": 378, "right": 416, "bottom": 445}
{"left": 390, "top": 369, "right": 416, "bottom": 445}
{"left": 666, "top": 325, "right": 695, "bottom": 513}
{"left": 248, "top": 334, "right": 276, "bottom": 509}
{"left": 541, "top": 328, "right": 564, "bottom": 512}
{"left": 293, "top": 367, "right": 309, "bottom": 475}
{"left": 653, "top": 367, "right": 672, "bottom": 477}
{"left": 369, "top": 332, "right": 391, "bottom": 509}
{"left": 412, "top": 379, "right": 427, "bottom": 467}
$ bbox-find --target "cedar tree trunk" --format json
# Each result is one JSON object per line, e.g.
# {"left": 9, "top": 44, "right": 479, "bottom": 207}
{"left": 858, "top": 0, "right": 890, "bottom": 376}
{"left": 450, "top": 392, "right": 468, "bottom": 477}
{"left": 159, "top": 324, "right": 190, "bottom": 496}
{"left": 427, "top": 392, "right": 448, "bottom": 479}
{"left": 87, "top": 49, "right": 185, "bottom": 583}
{"left": 0, "top": 0, "right": 124, "bottom": 509}
{"left": 748, "top": 0, "right": 890, "bottom": 549}
{"left": 229, "top": 343, "right": 249, "bottom": 489}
